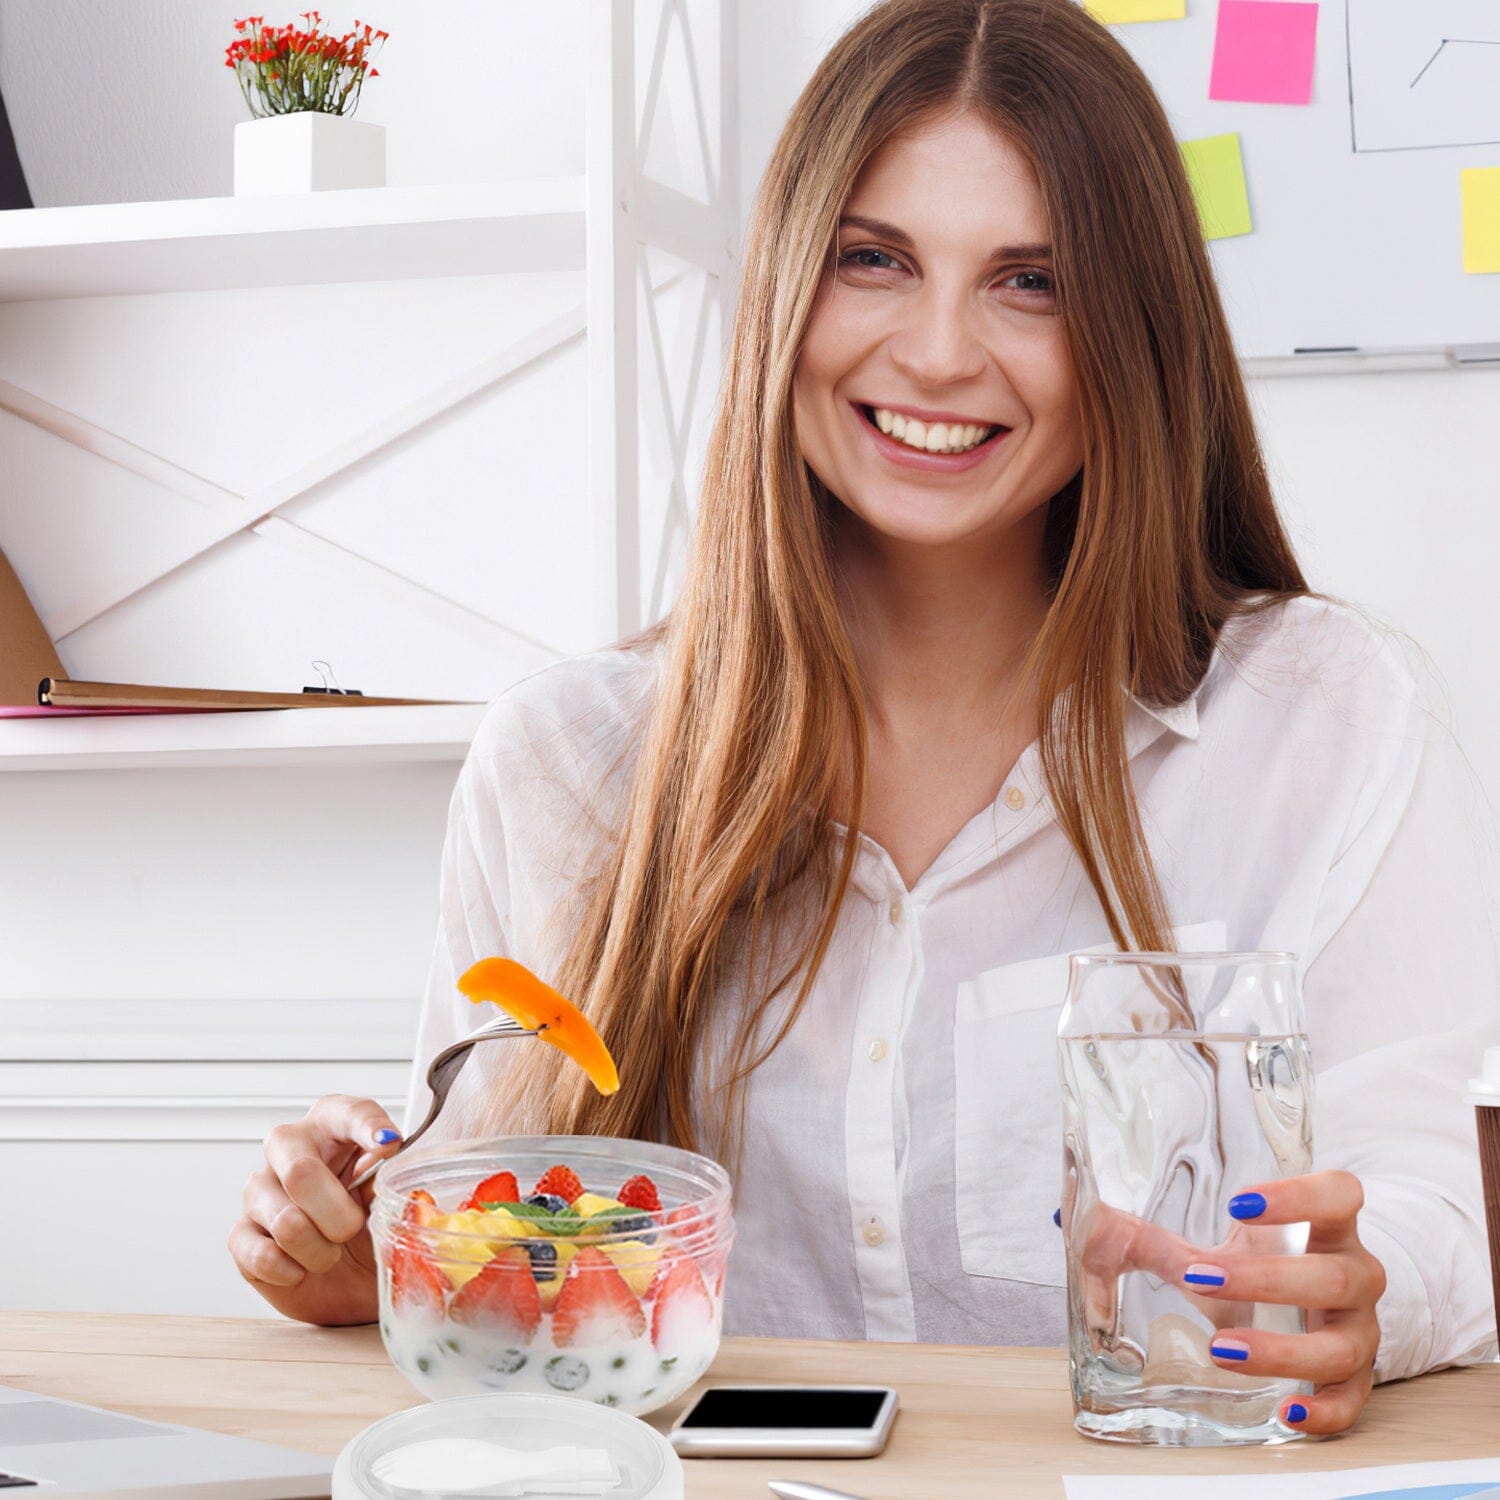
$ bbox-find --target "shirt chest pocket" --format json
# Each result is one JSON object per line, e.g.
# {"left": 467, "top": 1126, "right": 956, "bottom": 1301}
{"left": 952, "top": 920, "right": 1227, "bottom": 1287}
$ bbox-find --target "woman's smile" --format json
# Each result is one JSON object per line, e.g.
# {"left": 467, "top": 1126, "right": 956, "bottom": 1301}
{"left": 850, "top": 398, "right": 1012, "bottom": 473}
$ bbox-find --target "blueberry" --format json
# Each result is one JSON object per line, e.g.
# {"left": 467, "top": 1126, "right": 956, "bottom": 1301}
{"left": 525, "top": 1240, "right": 560, "bottom": 1281}
{"left": 614, "top": 1213, "right": 657, "bottom": 1245}
{"left": 526, "top": 1192, "right": 571, "bottom": 1214}
{"left": 546, "top": 1354, "right": 591, "bottom": 1392}
{"left": 488, "top": 1349, "right": 527, "bottom": 1375}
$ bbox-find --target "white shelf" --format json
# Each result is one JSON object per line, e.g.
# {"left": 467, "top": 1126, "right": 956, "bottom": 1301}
{"left": 0, "top": 178, "right": 588, "bottom": 301}
{"left": 0, "top": 702, "right": 487, "bottom": 770}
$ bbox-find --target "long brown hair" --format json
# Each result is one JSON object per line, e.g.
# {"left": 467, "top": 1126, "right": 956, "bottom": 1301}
{"left": 499, "top": 0, "right": 1307, "bottom": 1156}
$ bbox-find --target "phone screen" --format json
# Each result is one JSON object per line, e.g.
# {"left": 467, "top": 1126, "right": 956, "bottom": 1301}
{"left": 678, "top": 1387, "right": 888, "bottom": 1430}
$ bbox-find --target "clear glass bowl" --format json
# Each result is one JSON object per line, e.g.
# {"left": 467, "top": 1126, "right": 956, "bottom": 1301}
{"left": 368, "top": 1136, "right": 734, "bottom": 1417}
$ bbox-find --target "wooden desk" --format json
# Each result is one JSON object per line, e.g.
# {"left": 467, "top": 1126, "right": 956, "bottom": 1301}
{"left": 1, "top": 1311, "right": 1496, "bottom": 1496}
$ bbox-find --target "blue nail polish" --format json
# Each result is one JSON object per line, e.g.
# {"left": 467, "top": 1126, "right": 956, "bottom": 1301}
{"left": 375, "top": 1127, "right": 401, "bottom": 1144}
{"left": 1184, "top": 1272, "right": 1227, "bottom": 1286}
{"left": 1052, "top": 1207, "right": 1061, "bottom": 1227}
{"left": 1210, "top": 1343, "right": 1250, "bottom": 1362}
{"left": 1285, "top": 1402, "right": 1308, "bottom": 1424}
{"left": 1228, "top": 1191, "right": 1266, "bottom": 1220}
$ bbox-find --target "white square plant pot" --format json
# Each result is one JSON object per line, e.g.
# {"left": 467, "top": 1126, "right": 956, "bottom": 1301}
{"left": 234, "top": 112, "right": 385, "bottom": 195}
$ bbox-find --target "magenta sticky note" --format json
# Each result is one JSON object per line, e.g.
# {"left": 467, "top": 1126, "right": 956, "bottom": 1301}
{"left": 1209, "top": 1, "right": 1319, "bottom": 106}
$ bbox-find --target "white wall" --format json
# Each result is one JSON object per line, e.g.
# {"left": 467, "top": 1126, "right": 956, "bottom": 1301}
{"left": 1, "top": 1, "right": 1496, "bottom": 1317}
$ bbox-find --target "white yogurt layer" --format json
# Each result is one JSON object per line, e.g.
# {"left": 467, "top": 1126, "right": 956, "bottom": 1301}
{"left": 380, "top": 1304, "right": 722, "bottom": 1416}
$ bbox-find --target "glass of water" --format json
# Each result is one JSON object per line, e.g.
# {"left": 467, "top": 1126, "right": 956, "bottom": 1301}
{"left": 1058, "top": 950, "right": 1313, "bottom": 1446}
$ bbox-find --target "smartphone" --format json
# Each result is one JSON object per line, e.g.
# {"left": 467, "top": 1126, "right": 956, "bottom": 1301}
{"left": 667, "top": 1384, "right": 899, "bottom": 1458}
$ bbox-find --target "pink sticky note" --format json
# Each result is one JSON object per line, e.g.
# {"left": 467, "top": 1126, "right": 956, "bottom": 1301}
{"left": 1209, "top": 1, "right": 1319, "bottom": 105}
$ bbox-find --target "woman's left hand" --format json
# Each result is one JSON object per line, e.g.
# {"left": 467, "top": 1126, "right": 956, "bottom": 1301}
{"left": 1184, "top": 1169, "right": 1387, "bottom": 1435}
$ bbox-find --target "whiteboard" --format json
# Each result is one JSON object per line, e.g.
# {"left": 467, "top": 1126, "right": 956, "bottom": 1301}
{"left": 1103, "top": 0, "right": 1500, "bottom": 360}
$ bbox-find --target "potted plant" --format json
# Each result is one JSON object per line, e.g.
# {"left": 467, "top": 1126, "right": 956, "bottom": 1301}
{"left": 227, "top": 11, "right": 388, "bottom": 195}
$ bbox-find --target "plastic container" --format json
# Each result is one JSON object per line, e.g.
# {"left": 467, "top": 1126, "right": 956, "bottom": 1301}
{"left": 369, "top": 1136, "right": 734, "bottom": 1417}
{"left": 331, "top": 1392, "right": 683, "bottom": 1499}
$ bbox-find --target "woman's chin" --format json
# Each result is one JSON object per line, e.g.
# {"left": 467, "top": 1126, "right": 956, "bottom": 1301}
{"left": 838, "top": 496, "right": 1001, "bottom": 551}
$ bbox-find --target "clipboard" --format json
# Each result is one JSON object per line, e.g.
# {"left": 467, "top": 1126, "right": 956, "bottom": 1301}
{"left": 0, "top": 545, "right": 472, "bottom": 715}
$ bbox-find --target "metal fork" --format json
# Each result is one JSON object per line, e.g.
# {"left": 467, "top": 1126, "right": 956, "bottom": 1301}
{"left": 348, "top": 1013, "right": 544, "bottom": 1192}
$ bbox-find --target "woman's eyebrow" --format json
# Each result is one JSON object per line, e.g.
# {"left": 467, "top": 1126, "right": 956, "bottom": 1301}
{"left": 837, "top": 214, "right": 1053, "bottom": 262}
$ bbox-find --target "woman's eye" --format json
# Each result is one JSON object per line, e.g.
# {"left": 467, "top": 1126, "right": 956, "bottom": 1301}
{"left": 1002, "top": 268, "right": 1056, "bottom": 295}
{"left": 837, "top": 248, "right": 902, "bottom": 272}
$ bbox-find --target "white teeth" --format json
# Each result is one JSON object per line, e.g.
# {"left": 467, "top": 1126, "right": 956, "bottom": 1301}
{"left": 869, "top": 406, "right": 997, "bottom": 454}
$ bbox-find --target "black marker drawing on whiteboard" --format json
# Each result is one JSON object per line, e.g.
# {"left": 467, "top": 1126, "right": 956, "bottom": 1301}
{"left": 1346, "top": 1, "right": 1500, "bottom": 154}
{"left": 1409, "top": 37, "right": 1500, "bottom": 90}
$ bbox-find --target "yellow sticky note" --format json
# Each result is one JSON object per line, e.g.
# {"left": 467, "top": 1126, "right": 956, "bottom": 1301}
{"left": 1084, "top": 0, "right": 1186, "bottom": 21}
{"left": 1461, "top": 167, "right": 1500, "bottom": 274}
{"left": 1179, "top": 133, "right": 1253, "bottom": 241}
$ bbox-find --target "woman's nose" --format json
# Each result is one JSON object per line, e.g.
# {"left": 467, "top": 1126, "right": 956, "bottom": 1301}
{"left": 885, "top": 288, "right": 987, "bottom": 389}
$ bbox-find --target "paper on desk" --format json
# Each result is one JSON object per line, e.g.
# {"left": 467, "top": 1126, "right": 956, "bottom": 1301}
{"left": 1065, "top": 1457, "right": 1500, "bottom": 1499}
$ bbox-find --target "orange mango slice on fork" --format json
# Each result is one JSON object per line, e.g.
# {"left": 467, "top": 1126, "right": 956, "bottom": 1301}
{"left": 458, "top": 957, "right": 620, "bottom": 1097}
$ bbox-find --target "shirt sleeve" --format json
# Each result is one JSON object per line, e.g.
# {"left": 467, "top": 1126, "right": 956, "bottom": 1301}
{"left": 402, "top": 721, "right": 515, "bottom": 1137}
{"left": 1302, "top": 654, "right": 1500, "bottom": 1381}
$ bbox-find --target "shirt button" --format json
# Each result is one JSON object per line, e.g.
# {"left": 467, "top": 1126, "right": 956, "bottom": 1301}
{"left": 888, "top": 899, "right": 904, "bottom": 925}
{"left": 862, "top": 1217, "right": 886, "bottom": 1247}
{"left": 867, "top": 1037, "right": 888, "bottom": 1062}
{"left": 1004, "top": 785, "right": 1025, "bottom": 812}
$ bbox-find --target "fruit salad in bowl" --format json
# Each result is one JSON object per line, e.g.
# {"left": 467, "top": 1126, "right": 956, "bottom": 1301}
{"left": 369, "top": 1136, "right": 734, "bottom": 1417}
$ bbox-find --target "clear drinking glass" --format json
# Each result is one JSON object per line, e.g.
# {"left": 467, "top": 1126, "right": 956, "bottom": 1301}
{"left": 1058, "top": 951, "right": 1313, "bottom": 1446}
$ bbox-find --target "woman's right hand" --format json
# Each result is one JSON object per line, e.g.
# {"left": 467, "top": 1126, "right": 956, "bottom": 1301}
{"left": 229, "top": 1093, "right": 405, "bottom": 1326}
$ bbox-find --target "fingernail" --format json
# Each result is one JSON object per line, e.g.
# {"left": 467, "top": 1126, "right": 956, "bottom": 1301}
{"left": 1052, "top": 1207, "right": 1061, "bottom": 1228}
{"left": 1210, "top": 1339, "right": 1251, "bottom": 1361}
{"left": 1228, "top": 1191, "right": 1266, "bottom": 1220}
{"left": 1284, "top": 1402, "right": 1308, "bottom": 1424}
{"left": 1183, "top": 1263, "right": 1228, "bottom": 1287}
{"left": 374, "top": 1127, "right": 402, "bottom": 1145}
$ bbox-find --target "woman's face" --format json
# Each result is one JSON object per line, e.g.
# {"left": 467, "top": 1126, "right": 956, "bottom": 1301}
{"left": 792, "top": 109, "right": 1084, "bottom": 552}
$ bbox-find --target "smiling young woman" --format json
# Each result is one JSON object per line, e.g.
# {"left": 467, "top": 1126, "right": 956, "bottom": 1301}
{"left": 233, "top": 0, "right": 1498, "bottom": 1438}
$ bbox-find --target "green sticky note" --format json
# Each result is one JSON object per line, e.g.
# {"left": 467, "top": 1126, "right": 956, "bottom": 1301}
{"left": 1179, "top": 133, "right": 1253, "bottom": 240}
{"left": 1462, "top": 167, "right": 1500, "bottom": 274}
{"left": 1084, "top": 0, "right": 1186, "bottom": 20}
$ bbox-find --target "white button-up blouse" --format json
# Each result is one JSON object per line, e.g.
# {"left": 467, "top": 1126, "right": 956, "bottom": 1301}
{"left": 404, "top": 595, "right": 1500, "bottom": 1382}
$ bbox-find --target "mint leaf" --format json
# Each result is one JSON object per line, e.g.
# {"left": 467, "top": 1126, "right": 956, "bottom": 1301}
{"left": 503, "top": 1201, "right": 583, "bottom": 1236}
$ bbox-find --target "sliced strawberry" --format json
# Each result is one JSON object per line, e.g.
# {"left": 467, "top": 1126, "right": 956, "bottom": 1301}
{"left": 618, "top": 1174, "right": 662, "bottom": 1213}
{"left": 402, "top": 1188, "right": 439, "bottom": 1228}
{"left": 551, "top": 1246, "right": 646, "bottom": 1347}
{"left": 448, "top": 1246, "right": 541, "bottom": 1342}
{"left": 651, "top": 1253, "right": 713, "bottom": 1353}
{"left": 665, "top": 1203, "right": 705, "bottom": 1235}
{"left": 461, "top": 1171, "right": 519, "bottom": 1210}
{"left": 645, "top": 1247, "right": 686, "bottom": 1302}
{"left": 533, "top": 1164, "right": 584, "bottom": 1203}
{"left": 389, "top": 1238, "right": 447, "bottom": 1320}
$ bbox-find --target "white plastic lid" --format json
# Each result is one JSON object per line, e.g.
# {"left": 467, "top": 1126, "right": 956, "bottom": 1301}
{"left": 331, "top": 1393, "right": 683, "bottom": 1500}
{"left": 1468, "top": 1045, "right": 1500, "bottom": 1107}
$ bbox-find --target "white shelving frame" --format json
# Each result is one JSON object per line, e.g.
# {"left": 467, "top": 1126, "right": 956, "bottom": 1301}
{"left": 0, "top": 0, "right": 738, "bottom": 772}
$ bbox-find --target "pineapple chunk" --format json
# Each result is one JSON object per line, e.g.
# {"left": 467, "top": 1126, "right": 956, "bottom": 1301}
{"left": 571, "top": 1191, "right": 624, "bottom": 1217}
{"left": 427, "top": 1211, "right": 500, "bottom": 1289}
{"left": 601, "top": 1238, "right": 661, "bottom": 1297}
{"left": 468, "top": 1206, "right": 530, "bottom": 1247}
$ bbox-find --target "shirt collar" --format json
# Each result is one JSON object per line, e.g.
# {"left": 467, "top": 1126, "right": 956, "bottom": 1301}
{"left": 1128, "top": 689, "right": 1201, "bottom": 741}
